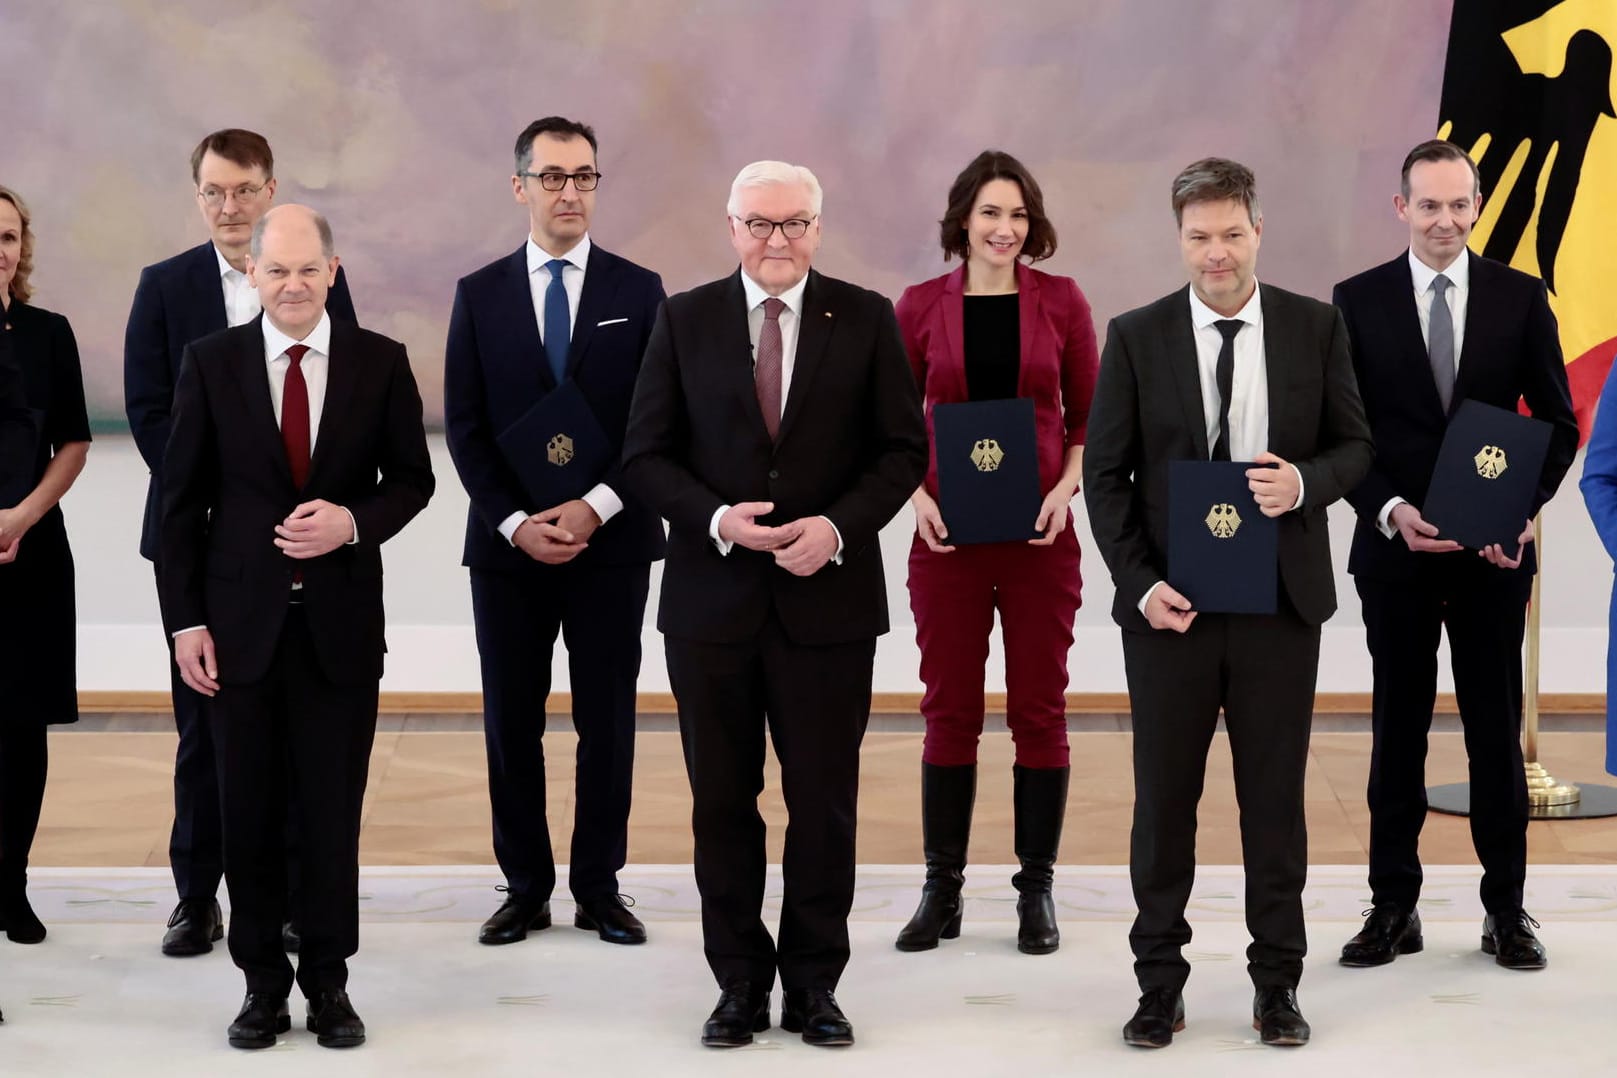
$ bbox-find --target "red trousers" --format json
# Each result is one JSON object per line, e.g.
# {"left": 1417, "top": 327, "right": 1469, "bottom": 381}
{"left": 907, "top": 520, "right": 1082, "bottom": 768}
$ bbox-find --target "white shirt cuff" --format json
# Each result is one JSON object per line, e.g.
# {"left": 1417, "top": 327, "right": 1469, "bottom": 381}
{"left": 1289, "top": 464, "right": 1305, "bottom": 512}
{"left": 342, "top": 506, "right": 359, "bottom": 545}
{"left": 710, "top": 505, "right": 733, "bottom": 555}
{"left": 819, "top": 515, "right": 845, "bottom": 565}
{"left": 1377, "top": 496, "right": 1407, "bottom": 539}
{"left": 581, "top": 483, "right": 623, "bottom": 525}
{"left": 1137, "top": 581, "right": 1164, "bottom": 616}
{"left": 172, "top": 626, "right": 207, "bottom": 638}
{"left": 498, "top": 511, "right": 529, "bottom": 545}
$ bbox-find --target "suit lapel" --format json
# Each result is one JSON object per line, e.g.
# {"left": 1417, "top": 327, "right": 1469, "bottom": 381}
{"left": 226, "top": 315, "right": 294, "bottom": 488}
{"left": 187, "top": 242, "right": 229, "bottom": 337}
{"left": 1451, "top": 249, "right": 1485, "bottom": 408}
{"left": 498, "top": 246, "right": 553, "bottom": 391}
{"left": 1392, "top": 253, "right": 1450, "bottom": 417}
{"left": 941, "top": 266, "right": 969, "bottom": 401}
{"left": 1259, "top": 286, "right": 1295, "bottom": 448}
{"left": 566, "top": 246, "right": 621, "bottom": 380}
{"left": 1161, "top": 287, "right": 1209, "bottom": 460}
{"left": 306, "top": 319, "right": 361, "bottom": 488}
{"left": 1014, "top": 262, "right": 1041, "bottom": 397}
{"left": 720, "top": 271, "right": 769, "bottom": 436}
{"left": 778, "top": 270, "right": 833, "bottom": 446}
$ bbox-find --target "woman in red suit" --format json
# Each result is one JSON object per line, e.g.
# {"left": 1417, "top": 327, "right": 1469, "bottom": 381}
{"left": 893, "top": 151, "right": 1097, "bottom": 955}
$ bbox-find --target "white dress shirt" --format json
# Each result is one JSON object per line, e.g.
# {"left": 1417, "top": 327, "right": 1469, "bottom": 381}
{"left": 1377, "top": 248, "right": 1471, "bottom": 536}
{"left": 707, "top": 269, "right": 842, "bottom": 560}
{"left": 215, "top": 245, "right": 261, "bottom": 327}
{"left": 497, "top": 233, "right": 622, "bottom": 544}
{"left": 1139, "top": 282, "right": 1302, "bottom": 615}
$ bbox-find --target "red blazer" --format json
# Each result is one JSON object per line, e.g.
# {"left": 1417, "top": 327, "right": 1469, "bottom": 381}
{"left": 895, "top": 262, "right": 1099, "bottom": 499}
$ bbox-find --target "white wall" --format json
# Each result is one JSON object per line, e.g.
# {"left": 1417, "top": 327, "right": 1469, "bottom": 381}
{"left": 66, "top": 434, "right": 1611, "bottom": 696}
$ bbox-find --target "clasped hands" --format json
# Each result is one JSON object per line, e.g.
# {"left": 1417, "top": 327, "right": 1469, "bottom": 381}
{"left": 513, "top": 499, "right": 601, "bottom": 564}
{"left": 0, "top": 504, "right": 37, "bottom": 565}
{"left": 719, "top": 501, "right": 838, "bottom": 576}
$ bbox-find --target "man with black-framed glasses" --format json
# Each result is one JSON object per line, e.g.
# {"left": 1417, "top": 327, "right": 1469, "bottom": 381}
{"left": 124, "top": 128, "right": 357, "bottom": 960}
{"left": 445, "top": 116, "right": 667, "bottom": 950}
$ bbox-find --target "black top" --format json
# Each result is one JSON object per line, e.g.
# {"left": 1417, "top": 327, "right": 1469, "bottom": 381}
{"left": 963, "top": 292, "right": 1020, "bottom": 401}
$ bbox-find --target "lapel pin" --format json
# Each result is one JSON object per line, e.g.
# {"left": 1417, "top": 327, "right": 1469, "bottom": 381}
{"left": 824, "top": 311, "right": 833, "bottom": 318}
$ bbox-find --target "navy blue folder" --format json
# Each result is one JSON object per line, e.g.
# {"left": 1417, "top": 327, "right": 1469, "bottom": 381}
{"left": 932, "top": 397, "right": 1042, "bottom": 545}
{"left": 1422, "top": 399, "right": 1553, "bottom": 550}
{"left": 1168, "top": 460, "right": 1278, "bottom": 614}
{"left": 0, "top": 406, "right": 42, "bottom": 510}
{"left": 495, "top": 380, "right": 613, "bottom": 511}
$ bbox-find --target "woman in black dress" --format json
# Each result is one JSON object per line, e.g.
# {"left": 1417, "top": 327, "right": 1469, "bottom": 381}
{"left": 0, "top": 185, "right": 92, "bottom": 947}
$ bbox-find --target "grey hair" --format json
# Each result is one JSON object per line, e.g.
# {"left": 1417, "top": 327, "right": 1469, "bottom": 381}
{"left": 726, "top": 161, "right": 823, "bottom": 217}
{"left": 1170, "top": 157, "right": 1261, "bottom": 227}
{"left": 250, "top": 205, "right": 335, "bottom": 260}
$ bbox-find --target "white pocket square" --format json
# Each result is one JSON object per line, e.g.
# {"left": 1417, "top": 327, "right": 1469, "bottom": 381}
{"left": 596, "top": 317, "right": 629, "bottom": 327}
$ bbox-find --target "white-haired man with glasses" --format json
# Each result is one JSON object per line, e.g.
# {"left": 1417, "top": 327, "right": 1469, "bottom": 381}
{"left": 623, "top": 160, "right": 927, "bottom": 1049}
{"left": 124, "top": 128, "right": 357, "bottom": 960}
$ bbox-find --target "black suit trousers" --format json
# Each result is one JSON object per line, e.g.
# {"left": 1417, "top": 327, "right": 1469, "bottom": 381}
{"left": 210, "top": 605, "right": 377, "bottom": 999}
{"left": 156, "top": 563, "right": 223, "bottom": 901}
{"left": 471, "top": 562, "right": 649, "bottom": 901}
{"left": 666, "top": 618, "right": 874, "bottom": 992}
{"left": 1123, "top": 605, "right": 1320, "bottom": 991}
{"left": 1357, "top": 565, "right": 1530, "bottom": 915}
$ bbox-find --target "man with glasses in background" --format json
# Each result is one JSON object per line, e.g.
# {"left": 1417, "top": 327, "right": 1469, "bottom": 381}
{"left": 444, "top": 116, "right": 667, "bottom": 949}
{"left": 124, "top": 128, "right": 357, "bottom": 958}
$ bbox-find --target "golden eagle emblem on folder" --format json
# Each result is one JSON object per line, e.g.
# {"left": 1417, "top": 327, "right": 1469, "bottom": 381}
{"left": 970, "top": 439, "right": 1004, "bottom": 473}
{"left": 547, "top": 433, "right": 575, "bottom": 467}
{"left": 1474, "top": 444, "right": 1508, "bottom": 479}
{"left": 1205, "top": 503, "right": 1241, "bottom": 539}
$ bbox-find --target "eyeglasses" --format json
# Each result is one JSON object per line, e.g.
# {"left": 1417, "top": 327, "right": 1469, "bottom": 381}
{"left": 519, "top": 170, "right": 602, "bottom": 192}
{"left": 197, "top": 183, "right": 268, "bottom": 208}
{"left": 735, "top": 215, "right": 817, "bottom": 240}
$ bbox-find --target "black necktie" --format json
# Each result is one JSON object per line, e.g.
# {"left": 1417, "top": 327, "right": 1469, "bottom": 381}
{"left": 1210, "top": 319, "right": 1243, "bottom": 461}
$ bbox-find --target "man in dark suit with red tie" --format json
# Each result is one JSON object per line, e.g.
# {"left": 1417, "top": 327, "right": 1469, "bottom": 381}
{"left": 1333, "top": 139, "right": 1577, "bottom": 972}
{"left": 623, "top": 161, "right": 927, "bottom": 1048}
{"left": 445, "top": 117, "right": 667, "bottom": 948}
{"left": 159, "top": 205, "right": 432, "bottom": 1050}
{"left": 124, "top": 129, "right": 357, "bottom": 957}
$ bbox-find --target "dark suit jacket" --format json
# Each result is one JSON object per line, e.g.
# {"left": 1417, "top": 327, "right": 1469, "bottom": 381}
{"left": 444, "top": 243, "right": 667, "bottom": 570}
{"left": 125, "top": 240, "right": 357, "bottom": 561}
{"left": 157, "top": 316, "right": 433, "bottom": 686}
{"left": 1082, "top": 283, "right": 1373, "bottom": 631}
{"left": 895, "top": 262, "right": 1098, "bottom": 499}
{"left": 622, "top": 268, "right": 927, "bottom": 646}
{"left": 1333, "top": 250, "right": 1577, "bottom": 580}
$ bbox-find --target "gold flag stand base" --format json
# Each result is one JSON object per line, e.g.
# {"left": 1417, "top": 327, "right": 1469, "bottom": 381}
{"left": 1524, "top": 762, "right": 1580, "bottom": 808}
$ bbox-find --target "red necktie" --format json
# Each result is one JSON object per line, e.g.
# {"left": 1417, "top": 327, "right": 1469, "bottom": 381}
{"left": 755, "top": 297, "right": 785, "bottom": 440}
{"left": 282, "top": 344, "right": 311, "bottom": 487}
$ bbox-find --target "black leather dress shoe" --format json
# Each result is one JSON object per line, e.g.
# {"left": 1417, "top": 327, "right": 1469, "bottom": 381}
{"left": 1122, "top": 986, "right": 1185, "bottom": 1048}
{"left": 477, "top": 892, "right": 552, "bottom": 945}
{"left": 162, "top": 898, "right": 223, "bottom": 957}
{"left": 1482, "top": 910, "right": 1547, "bottom": 969}
{"left": 781, "top": 988, "right": 854, "bottom": 1047}
{"left": 701, "top": 983, "right": 770, "bottom": 1048}
{"left": 1340, "top": 903, "right": 1423, "bottom": 966}
{"left": 282, "top": 920, "right": 301, "bottom": 954}
{"left": 1253, "top": 986, "right": 1310, "bottom": 1046}
{"left": 574, "top": 893, "right": 646, "bottom": 944}
{"left": 227, "top": 993, "right": 290, "bottom": 1050}
{"left": 306, "top": 989, "right": 366, "bottom": 1048}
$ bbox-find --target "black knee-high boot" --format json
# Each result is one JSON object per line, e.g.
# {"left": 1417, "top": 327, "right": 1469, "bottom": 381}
{"left": 0, "top": 723, "right": 49, "bottom": 944}
{"left": 1011, "top": 764, "right": 1069, "bottom": 955}
{"left": 896, "top": 763, "right": 976, "bottom": 951}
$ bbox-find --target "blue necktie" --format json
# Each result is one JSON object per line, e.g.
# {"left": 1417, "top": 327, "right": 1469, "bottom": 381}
{"left": 543, "top": 258, "right": 570, "bottom": 383}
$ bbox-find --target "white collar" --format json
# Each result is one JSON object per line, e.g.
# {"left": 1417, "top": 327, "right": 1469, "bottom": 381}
{"left": 1189, "top": 280, "right": 1262, "bottom": 331}
{"left": 527, "top": 234, "right": 591, "bottom": 275}
{"left": 1407, "top": 247, "right": 1469, "bottom": 293}
{"left": 262, "top": 310, "right": 332, "bottom": 363}
{"left": 214, "top": 244, "right": 248, "bottom": 279}
{"left": 740, "top": 268, "right": 809, "bottom": 317}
